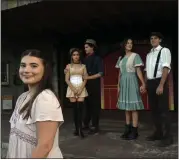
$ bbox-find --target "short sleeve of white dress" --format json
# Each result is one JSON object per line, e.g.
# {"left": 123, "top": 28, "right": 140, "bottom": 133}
{"left": 26, "top": 89, "right": 64, "bottom": 125}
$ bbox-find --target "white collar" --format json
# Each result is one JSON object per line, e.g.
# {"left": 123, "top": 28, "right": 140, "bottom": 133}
{"left": 151, "top": 45, "right": 162, "bottom": 52}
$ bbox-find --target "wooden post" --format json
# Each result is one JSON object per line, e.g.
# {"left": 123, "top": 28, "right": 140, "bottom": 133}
{"left": 59, "top": 50, "right": 65, "bottom": 107}
{"left": 52, "top": 50, "right": 59, "bottom": 96}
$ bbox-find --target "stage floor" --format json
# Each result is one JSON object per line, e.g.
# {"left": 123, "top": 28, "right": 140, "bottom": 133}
{"left": 2, "top": 109, "right": 178, "bottom": 158}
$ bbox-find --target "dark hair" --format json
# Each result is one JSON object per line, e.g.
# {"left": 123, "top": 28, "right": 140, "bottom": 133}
{"left": 69, "top": 48, "right": 82, "bottom": 64}
{"left": 120, "top": 38, "right": 134, "bottom": 60}
{"left": 150, "top": 32, "right": 164, "bottom": 40}
{"left": 19, "top": 49, "right": 58, "bottom": 119}
{"left": 85, "top": 43, "right": 97, "bottom": 52}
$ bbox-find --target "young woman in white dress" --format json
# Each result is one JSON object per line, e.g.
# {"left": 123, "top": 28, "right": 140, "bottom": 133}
{"left": 7, "top": 49, "right": 64, "bottom": 158}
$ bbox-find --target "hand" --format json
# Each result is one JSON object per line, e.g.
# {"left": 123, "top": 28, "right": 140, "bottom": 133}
{"left": 66, "top": 64, "right": 70, "bottom": 69}
{"left": 140, "top": 84, "right": 146, "bottom": 94}
{"left": 64, "top": 69, "right": 68, "bottom": 74}
{"left": 72, "top": 88, "right": 78, "bottom": 95}
{"left": 64, "top": 64, "right": 70, "bottom": 74}
{"left": 77, "top": 88, "right": 83, "bottom": 96}
{"left": 156, "top": 85, "right": 164, "bottom": 95}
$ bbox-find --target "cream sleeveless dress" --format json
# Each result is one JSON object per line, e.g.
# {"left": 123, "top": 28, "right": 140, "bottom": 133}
{"left": 7, "top": 89, "right": 64, "bottom": 158}
{"left": 66, "top": 64, "right": 88, "bottom": 98}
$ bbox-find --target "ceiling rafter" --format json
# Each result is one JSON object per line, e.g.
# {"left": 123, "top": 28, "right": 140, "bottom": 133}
{"left": 2, "top": 1, "right": 177, "bottom": 37}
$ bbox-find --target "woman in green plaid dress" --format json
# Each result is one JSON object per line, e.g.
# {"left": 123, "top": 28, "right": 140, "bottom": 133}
{"left": 115, "top": 38, "right": 146, "bottom": 140}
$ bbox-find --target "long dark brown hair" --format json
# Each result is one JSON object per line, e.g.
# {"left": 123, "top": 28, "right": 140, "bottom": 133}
{"left": 120, "top": 38, "right": 134, "bottom": 60}
{"left": 19, "top": 49, "right": 59, "bottom": 119}
{"left": 69, "top": 48, "right": 83, "bottom": 64}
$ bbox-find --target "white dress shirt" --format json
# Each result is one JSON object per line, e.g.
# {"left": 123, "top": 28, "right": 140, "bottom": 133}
{"left": 146, "top": 45, "right": 171, "bottom": 80}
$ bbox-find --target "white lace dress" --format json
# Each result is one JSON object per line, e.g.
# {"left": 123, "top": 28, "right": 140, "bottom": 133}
{"left": 7, "top": 89, "right": 64, "bottom": 158}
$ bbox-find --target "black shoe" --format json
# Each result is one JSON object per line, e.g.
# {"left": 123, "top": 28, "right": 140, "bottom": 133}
{"left": 126, "top": 126, "right": 138, "bottom": 140}
{"left": 79, "top": 129, "right": 85, "bottom": 139}
{"left": 88, "top": 127, "right": 99, "bottom": 135}
{"left": 157, "top": 137, "right": 173, "bottom": 147}
{"left": 82, "top": 126, "right": 90, "bottom": 131}
{"left": 73, "top": 130, "right": 79, "bottom": 136}
{"left": 120, "top": 124, "right": 131, "bottom": 139}
{"left": 146, "top": 132, "right": 162, "bottom": 141}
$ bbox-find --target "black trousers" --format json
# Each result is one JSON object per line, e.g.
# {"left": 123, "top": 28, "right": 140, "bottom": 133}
{"left": 84, "top": 80, "right": 101, "bottom": 129}
{"left": 147, "top": 78, "right": 171, "bottom": 138}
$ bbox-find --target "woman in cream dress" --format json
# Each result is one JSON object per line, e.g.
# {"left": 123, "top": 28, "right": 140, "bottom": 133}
{"left": 65, "top": 48, "right": 88, "bottom": 138}
{"left": 7, "top": 49, "right": 64, "bottom": 158}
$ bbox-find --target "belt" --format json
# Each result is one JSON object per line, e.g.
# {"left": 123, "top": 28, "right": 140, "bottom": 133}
{"left": 147, "top": 77, "right": 161, "bottom": 81}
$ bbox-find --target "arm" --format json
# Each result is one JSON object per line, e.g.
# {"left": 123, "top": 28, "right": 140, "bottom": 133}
{"left": 117, "top": 70, "right": 121, "bottom": 97}
{"left": 81, "top": 66, "right": 88, "bottom": 90}
{"left": 144, "top": 54, "right": 148, "bottom": 85}
{"left": 117, "top": 70, "right": 121, "bottom": 91}
{"left": 86, "top": 73, "right": 102, "bottom": 80}
{"left": 134, "top": 54, "right": 146, "bottom": 93}
{"left": 77, "top": 66, "right": 88, "bottom": 95}
{"left": 32, "top": 121, "right": 59, "bottom": 158}
{"left": 86, "top": 57, "right": 104, "bottom": 80}
{"left": 156, "top": 48, "right": 171, "bottom": 95}
{"left": 29, "top": 91, "right": 64, "bottom": 158}
{"left": 159, "top": 67, "right": 170, "bottom": 87}
{"left": 136, "top": 67, "right": 145, "bottom": 86}
{"left": 134, "top": 54, "right": 145, "bottom": 85}
{"left": 144, "top": 71, "right": 147, "bottom": 83}
{"left": 64, "top": 64, "right": 70, "bottom": 74}
{"left": 136, "top": 67, "right": 146, "bottom": 94}
{"left": 159, "top": 48, "right": 171, "bottom": 87}
{"left": 156, "top": 68, "right": 170, "bottom": 95}
{"left": 65, "top": 69, "right": 76, "bottom": 92}
{"left": 144, "top": 71, "right": 147, "bottom": 89}
{"left": 115, "top": 57, "right": 121, "bottom": 92}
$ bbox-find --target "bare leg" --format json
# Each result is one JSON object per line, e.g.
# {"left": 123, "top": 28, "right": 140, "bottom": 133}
{"left": 132, "top": 111, "right": 138, "bottom": 127}
{"left": 69, "top": 97, "right": 77, "bottom": 103}
{"left": 125, "top": 111, "right": 131, "bottom": 125}
{"left": 77, "top": 97, "right": 84, "bottom": 102}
